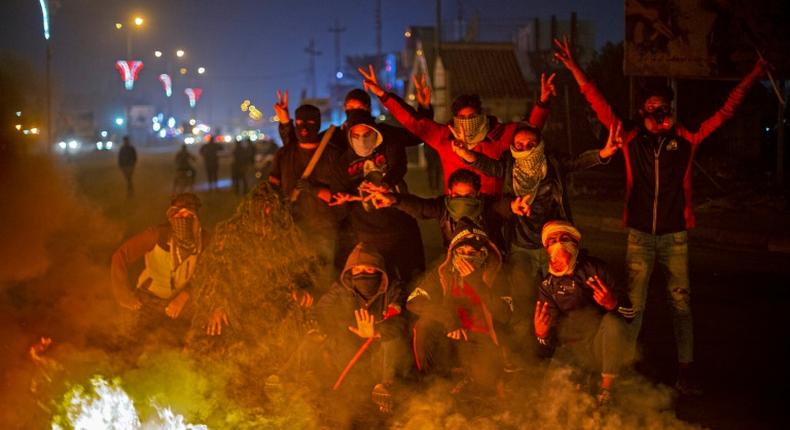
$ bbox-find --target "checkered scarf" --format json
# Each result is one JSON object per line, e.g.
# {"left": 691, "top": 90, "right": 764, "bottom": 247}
{"left": 450, "top": 114, "right": 489, "bottom": 148}
{"left": 511, "top": 141, "right": 547, "bottom": 202}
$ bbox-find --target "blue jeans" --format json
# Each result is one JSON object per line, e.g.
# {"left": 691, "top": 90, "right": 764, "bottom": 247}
{"left": 625, "top": 229, "right": 693, "bottom": 363}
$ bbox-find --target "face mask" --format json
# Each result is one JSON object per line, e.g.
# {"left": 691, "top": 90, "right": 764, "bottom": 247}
{"left": 350, "top": 129, "right": 379, "bottom": 157}
{"left": 295, "top": 121, "right": 320, "bottom": 143}
{"left": 295, "top": 106, "right": 321, "bottom": 143}
{"left": 451, "top": 248, "right": 488, "bottom": 275}
{"left": 351, "top": 272, "right": 382, "bottom": 298}
{"left": 511, "top": 141, "right": 547, "bottom": 200}
{"left": 451, "top": 114, "right": 489, "bottom": 148}
{"left": 642, "top": 107, "right": 673, "bottom": 133}
{"left": 547, "top": 241, "right": 579, "bottom": 276}
{"left": 169, "top": 214, "right": 199, "bottom": 253}
{"left": 445, "top": 196, "right": 483, "bottom": 222}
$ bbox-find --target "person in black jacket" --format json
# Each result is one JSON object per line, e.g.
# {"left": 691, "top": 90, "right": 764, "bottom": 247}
{"left": 328, "top": 110, "right": 425, "bottom": 286}
{"left": 369, "top": 168, "right": 510, "bottom": 252}
{"left": 452, "top": 122, "right": 621, "bottom": 356}
{"left": 287, "top": 242, "right": 408, "bottom": 417}
{"left": 534, "top": 221, "right": 634, "bottom": 405}
{"left": 118, "top": 136, "right": 137, "bottom": 197}
{"left": 269, "top": 104, "right": 341, "bottom": 269}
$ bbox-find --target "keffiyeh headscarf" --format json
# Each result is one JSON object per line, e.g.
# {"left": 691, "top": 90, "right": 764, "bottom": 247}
{"left": 451, "top": 114, "right": 489, "bottom": 148}
{"left": 511, "top": 141, "right": 547, "bottom": 203}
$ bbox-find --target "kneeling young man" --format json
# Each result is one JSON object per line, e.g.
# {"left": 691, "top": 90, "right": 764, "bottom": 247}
{"left": 534, "top": 221, "right": 634, "bottom": 404}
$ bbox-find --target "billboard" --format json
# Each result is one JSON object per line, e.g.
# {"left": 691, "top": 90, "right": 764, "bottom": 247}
{"left": 624, "top": 0, "right": 790, "bottom": 79}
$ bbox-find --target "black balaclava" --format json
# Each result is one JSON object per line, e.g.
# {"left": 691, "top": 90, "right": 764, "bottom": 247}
{"left": 351, "top": 270, "right": 382, "bottom": 299}
{"left": 344, "top": 89, "right": 372, "bottom": 113}
{"left": 294, "top": 104, "right": 321, "bottom": 143}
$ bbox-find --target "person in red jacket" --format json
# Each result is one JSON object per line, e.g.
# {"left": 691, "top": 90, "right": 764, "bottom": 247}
{"left": 358, "top": 65, "right": 554, "bottom": 195}
{"left": 553, "top": 35, "right": 767, "bottom": 395}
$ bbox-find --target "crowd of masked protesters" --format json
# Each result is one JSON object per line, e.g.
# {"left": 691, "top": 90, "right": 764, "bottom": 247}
{"left": 110, "top": 36, "right": 768, "bottom": 417}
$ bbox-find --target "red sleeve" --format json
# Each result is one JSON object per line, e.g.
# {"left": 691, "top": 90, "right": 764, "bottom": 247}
{"left": 110, "top": 227, "right": 160, "bottom": 298}
{"left": 526, "top": 102, "right": 551, "bottom": 129}
{"left": 678, "top": 71, "right": 761, "bottom": 146}
{"left": 579, "top": 82, "right": 622, "bottom": 128}
{"left": 381, "top": 92, "right": 447, "bottom": 150}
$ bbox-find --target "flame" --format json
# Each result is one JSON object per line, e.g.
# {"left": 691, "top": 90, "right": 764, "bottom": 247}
{"left": 51, "top": 375, "right": 207, "bottom": 430}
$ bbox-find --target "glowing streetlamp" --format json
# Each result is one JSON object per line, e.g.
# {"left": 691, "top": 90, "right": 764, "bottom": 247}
{"left": 176, "top": 49, "right": 185, "bottom": 58}
{"left": 158, "top": 73, "right": 172, "bottom": 97}
{"left": 197, "top": 66, "right": 206, "bottom": 75}
{"left": 154, "top": 50, "right": 162, "bottom": 58}
{"left": 133, "top": 16, "right": 144, "bottom": 26}
{"left": 184, "top": 88, "right": 203, "bottom": 108}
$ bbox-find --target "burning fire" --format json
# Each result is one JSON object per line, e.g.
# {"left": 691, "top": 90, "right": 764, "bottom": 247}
{"left": 51, "top": 376, "right": 207, "bottom": 430}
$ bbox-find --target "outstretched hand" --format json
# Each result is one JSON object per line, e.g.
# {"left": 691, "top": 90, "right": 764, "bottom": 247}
{"left": 600, "top": 120, "right": 624, "bottom": 159}
{"left": 540, "top": 72, "right": 557, "bottom": 103}
{"left": 328, "top": 192, "right": 363, "bottom": 206}
{"left": 273, "top": 89, "right": 290, "bottom": 124}
{"left": 586, "top": 275, "right": 617, "bottom": 311}
{"left": 534, "top": 301, "right": 552, "bottom": 339}
{"left": 358, "top": 65, "right": 385, "bottom": 97}
{"left": 348, "top": 308, "right": 377, "bottom": 338}
{"left": 446, "top": 328, "right": 469, "bottom": 341}
{"left": 510, "top": 195, "right": 533, "bottom": 217}
{"left": 412, "top": 73, "right": 431, "bottom": 108}
{"left": 207, "top": 308, "right": 229, "bottom": 336}
{"left": 553, "top": 35, "right": 578, "bottom": 70}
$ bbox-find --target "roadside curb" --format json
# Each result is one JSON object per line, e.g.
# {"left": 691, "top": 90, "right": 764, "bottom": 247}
{"left": 574, "top": 213, "right": 790, "bottom": 255}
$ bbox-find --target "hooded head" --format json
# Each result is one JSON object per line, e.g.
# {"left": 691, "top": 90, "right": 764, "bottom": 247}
{"left": 510, "top": 122, "right": 547, "bottom": 201}
{"left": 438, "top": 219, "right": 502, "bottom": 293}
{"left": 341, "top": 242, "right": 389, "bottom": 301}
{"left": 166, "top": 193, "right": 202, "bottom": 253}
{"left": 344, "top": 89, "right": 372, "bottom": 112}
{"left": 638, "top": 85, "right": 674, "bottom": 134}
{"left": 541, "top": 220, "right": 581, "bottom": 277}
{"left": 295, "top": 104, "right": 321, "bottom": 143}
{"left": 345, "top": 109, "right": 383, "bottom": 157}
{"left": 450, "top": 94, "right": 488, "bottom": 148}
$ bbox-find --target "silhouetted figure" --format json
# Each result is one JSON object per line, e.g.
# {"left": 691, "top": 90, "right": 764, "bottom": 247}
{"left": 173, "top": 144, "right": 197, "bottom": 194}
{"left": 118, "top": 136, "right": 137, "bottom": 197}
{"left": 199, "top": 137, "right": 222, "bottom": 191}
{"left": 231, "top": 140, "right": 250, "bottom": 195}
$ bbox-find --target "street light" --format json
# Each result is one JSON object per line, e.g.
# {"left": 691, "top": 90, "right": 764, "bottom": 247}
{"left": 197, "top": 66, "right": 205, "bottom": 75}
{"left": 133, "top": 16, "right": 144, "bottom": 26}
{"left": 154, "top": 50, "right": 162, "bottom": 58}
{"left": 176, "top": 49, "right": 185, "bottom": 58}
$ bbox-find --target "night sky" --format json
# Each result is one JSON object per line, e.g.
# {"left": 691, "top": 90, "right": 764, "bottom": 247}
{"left": 0, "top": 0, "right": 622, "bottom": 130}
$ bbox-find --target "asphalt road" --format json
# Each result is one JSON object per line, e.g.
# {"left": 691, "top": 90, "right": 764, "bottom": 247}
{"left": 61, "top": 145, "right": 790, "bottom": 429}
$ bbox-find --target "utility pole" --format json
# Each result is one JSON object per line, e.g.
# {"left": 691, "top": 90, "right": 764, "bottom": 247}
{"left": 304, "top": 38, "right": 321, "bottom": 98}
{"left": 328, "top": 20, "right": 346, "bottom": 77}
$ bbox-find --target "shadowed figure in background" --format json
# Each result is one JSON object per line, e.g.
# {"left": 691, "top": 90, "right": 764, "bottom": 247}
{"left": 534, "top": 221, "right": 634, "bottom": 406}
{"left": 173, "top": 144, "right": 197, "bottom": 194}
{"left": 231, "top": 139, "right": 251, "bottom": 196}
{"left": 554, "top": 34, "right": 767, "bottom": 395}
{"left": 199, "top": 136, "right": 223, "bottom": 191}
{"left": 118, "top": 136, "right": 137, "bottom": 198}
{"left": 110, "top": 193, "right": 205, "bottom": 351}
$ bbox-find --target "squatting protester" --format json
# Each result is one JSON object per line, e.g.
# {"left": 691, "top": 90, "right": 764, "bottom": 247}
{"left": 358, "top": 64, "right": 552, "bottom": 195}
{"left": 304, "top": 242, "right": 409, "bottom": 416}
{"left": 452, "top": 120, "right": 623, "bottom": 357}
{"left": 534, "top": 221, "right": 634, "bottom": 404}
{"left": 554, "top": 35, "right": 767, "bottom": 394}
{"left": 408, "top": 221, "right": 511, "bottom": 395}
{"left": 110, "top": 193, "right": 205, "bottom": 346}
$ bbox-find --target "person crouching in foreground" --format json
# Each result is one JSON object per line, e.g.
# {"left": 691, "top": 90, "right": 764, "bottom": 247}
{"left": 534, "top": 221, "right": 634, "bottom": 405}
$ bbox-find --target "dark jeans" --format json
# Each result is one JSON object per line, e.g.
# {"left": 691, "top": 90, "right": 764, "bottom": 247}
{"left": 626, "top": 228, "right": 693, "bottom": 363}
{"left": 550, "top": 312, "right": 630, "bottom": 377}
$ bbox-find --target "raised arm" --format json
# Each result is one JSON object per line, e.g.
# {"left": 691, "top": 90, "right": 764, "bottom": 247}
{"left": 680, "top": 59, "right": 767, "bottom": 145}
{"left": 450, "top": 143, "right": 508, "bottom": 178}
{"left": 554, "top": 35, "right": 622, "bottom": 128}
{"left": 525, "top": 72, "right": 556, "bottom": 128}
{"left": 359, "top": 65, "right": 447, "bottom": 148}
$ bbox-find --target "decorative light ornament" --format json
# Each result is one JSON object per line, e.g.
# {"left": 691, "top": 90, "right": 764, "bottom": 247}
{"left": 115, "top": 60, "right": 144, "bottom": 90}
{"left": 184, "top": 88, "right": 203, "bottom": 108}
{"left": 158, "top": 73, "right": 172, "bottom": 97}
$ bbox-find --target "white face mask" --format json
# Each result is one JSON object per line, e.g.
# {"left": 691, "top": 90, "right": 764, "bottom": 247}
{"left": 547, "top": 241, "right": 579, "bottom": 276}
{"left": 349, "top": 125, "right": 381, "bottom": 157}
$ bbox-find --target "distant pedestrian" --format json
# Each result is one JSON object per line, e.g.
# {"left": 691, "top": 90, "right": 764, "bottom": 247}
{"left": 199, "top": 137, "right": 222, "bottom": 191}
{"left": 118, "top": 136, "right": 137, "bottom": 197}
{"left": 231, "top": 140, "right": 250, "bottom": 195}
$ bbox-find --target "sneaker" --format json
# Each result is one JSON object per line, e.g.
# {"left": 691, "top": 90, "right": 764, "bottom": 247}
{"left": 371, "top": 383, "right": 393, "bottom": 413}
